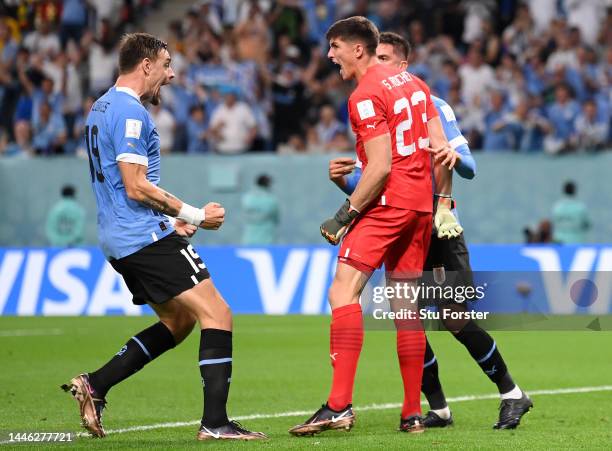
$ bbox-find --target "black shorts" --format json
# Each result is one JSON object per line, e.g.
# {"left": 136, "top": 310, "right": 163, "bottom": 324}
{"left": 110, "top": 232, "right": 210, "bottom": 305}
{"left": 421, "top": 234, "right": 475, "bottom": 306}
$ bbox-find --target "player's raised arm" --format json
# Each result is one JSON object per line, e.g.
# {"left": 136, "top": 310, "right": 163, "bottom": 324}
{"left": 426, "top": 116, "right": 463, "bottom": 239}
{"left": 118, "top": 161, "right": 224, "bottom": 230}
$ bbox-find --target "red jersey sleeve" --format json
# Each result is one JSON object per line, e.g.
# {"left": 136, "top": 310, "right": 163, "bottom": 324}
{"left": 349, "top": 88, "right": 390, "bottom": 143}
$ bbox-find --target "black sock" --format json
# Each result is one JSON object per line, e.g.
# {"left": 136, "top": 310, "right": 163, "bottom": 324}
{"left": 88, "top": 322, "right": 176, "bottom": 397}
{"left": 421, "top": 338, "right": 448, "bottom": 410}
{"left": 199, "top": 329, "right": 232, "bottom": 428}
{"left": 453, "top": 321, "right": 515, "bottom": 394}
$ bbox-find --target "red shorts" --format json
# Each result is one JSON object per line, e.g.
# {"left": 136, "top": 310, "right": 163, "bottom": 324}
{"left": 338, "top": 205, "right": 432, "bottom": 279}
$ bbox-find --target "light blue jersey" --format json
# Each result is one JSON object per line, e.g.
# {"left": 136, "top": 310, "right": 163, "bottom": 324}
{"left": 85, "top": 86, "right": 174, "bottom": 260}
{"left": 344, "top": 95, "right": 476, "bottom": 193}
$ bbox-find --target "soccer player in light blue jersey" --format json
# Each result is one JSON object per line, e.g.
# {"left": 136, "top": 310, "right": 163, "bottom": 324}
{"left": 61, "top": 33, "right": 265, "bottom": 441}
{"left": 328, "top": 32, "right": 532, "bottom": 431}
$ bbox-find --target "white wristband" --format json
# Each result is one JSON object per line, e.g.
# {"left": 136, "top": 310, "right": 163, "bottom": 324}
{"left": 164, "top": 215, "right": 177, "bottom": 226}
{"left": 177, "top": 202, "right": 205, "bottom": 226}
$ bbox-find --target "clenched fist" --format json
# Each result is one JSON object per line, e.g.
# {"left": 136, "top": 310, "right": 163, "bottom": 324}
{"left": 201, "top": 202, "right": 225, "bottom": 230}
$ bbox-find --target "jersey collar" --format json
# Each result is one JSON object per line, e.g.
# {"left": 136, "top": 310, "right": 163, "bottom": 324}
{"left": 115, "top": 86, "right": 141, "bottom": 103}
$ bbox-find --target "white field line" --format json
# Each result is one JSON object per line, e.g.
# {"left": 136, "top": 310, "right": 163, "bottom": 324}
{"left": 0, "top": 328, "right": 63, "bottom": 337}
{"left": 100, "top": 385, "right": 612, "bottom": 436}
{"left": 1, "top": 385, "right": 609, "bottom": 444}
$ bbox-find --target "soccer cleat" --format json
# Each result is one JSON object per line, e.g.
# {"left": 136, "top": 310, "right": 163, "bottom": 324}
{"left": 61, "top": 374, "right": 107, "bottom": 438}
{"left": 422, "top": 410, "right": 454, "bottom": 428}
{"left": 288, "top": 404, "right": 355, "bottom": 436}
{"left": 399, "top": 415, "right": 425, "bottom": 433}
{"left": 196, "top": 421, "right": 267, "bottom": 441}
{"left": 493, "top": 392, "right": 533, "bottom": 429}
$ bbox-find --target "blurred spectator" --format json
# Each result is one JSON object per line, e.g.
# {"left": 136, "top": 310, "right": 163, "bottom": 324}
{"left": 314, "top": 104, "right": 345, "bottom": 150}
{"left": 149, "top": 104, "right": 175, "bottom": 154}
{"left": 525, "top": 0, "right": 557, "bottom": 33}
{"left": 546, "top": 32, "right": 578, "bottom": 72}
{"left": 186, "top": 105, "right": 209, "bottom": 154}
{"left": 209, "top": 88, "right": 256, "bottom": 154}
{"left": 23, "top": 20, "right": 60, "bottom": 56}
{"left": 241, "top": 174, "right": 280, "bottom": 245}
{"left": 502, "top": 3, "right": 536, "bottom": 62}
{"left": 272, "top": 62, "right": 306, "bottom": 148}
{"left": 566, "top": 0, "right": 607, "bottom": 45}
{"left": 32, "top": 100, "right": 67, "bottom": 154}
{"left": 524, "top": 219, "right": 555, "bottom": 244}
{"left": 544, "top": 83, "right": 581, "bottom": 154}
{"left": 482, "top": 90, "right": 512, "bottom": 151}
{"left": 2, "top": 120, "right": 33, "bottom": 157}
{"left": 278, "top": 133, "right": 307, "bottom": 154}
{"left": 573, "top": 99, "right": 609, "bottom": 151}
{"left": 459, "top": 46, "right": 496, "bottom": 107}
{"left": 59, "top": 0, "right": 88, "bottom": 49}
{"left": 552, "top": 181, "right": 591, "bottom": 244}
{"left": 45, "top": 184, "right": 86, "bottom": 247}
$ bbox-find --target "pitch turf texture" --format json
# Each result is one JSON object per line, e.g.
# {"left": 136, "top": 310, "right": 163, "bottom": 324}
{"left": 1, "top": 316, "right": 611, "bottom": 450}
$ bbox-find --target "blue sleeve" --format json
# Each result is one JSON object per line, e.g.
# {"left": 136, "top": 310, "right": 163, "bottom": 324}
{"left": 435, "top": 98, "right": 476, "bottom": 180}
{"left": 343, "top": 167, "right": 362, "bottom": 195}
{"left": 111, "top": 102, "right": 150, "bottom": 166}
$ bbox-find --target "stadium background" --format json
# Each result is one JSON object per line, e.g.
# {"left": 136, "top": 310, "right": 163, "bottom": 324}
{"left": 0, "top": 1, "right": 611, "bottom": 448}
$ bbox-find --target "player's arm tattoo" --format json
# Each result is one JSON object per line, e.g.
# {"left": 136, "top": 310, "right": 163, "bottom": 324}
{"left": 140, "top": 188, "right": 181, "bottom": 216}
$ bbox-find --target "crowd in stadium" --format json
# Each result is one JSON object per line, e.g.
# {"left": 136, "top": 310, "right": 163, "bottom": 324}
{"left": 0, "top": 0, "right": 610, "bottom": 157}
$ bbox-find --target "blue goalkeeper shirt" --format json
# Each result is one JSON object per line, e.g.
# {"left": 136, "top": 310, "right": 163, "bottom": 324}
{"left": 344, "top": 95, "right": 476, "bottom": 193}
{"left": 85, "top": 86, "right": 174, "bottom": 260}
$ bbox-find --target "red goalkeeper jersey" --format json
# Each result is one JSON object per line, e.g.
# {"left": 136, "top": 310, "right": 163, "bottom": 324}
{"left": 348, "top": 64, "right": 438, "bottom": 212}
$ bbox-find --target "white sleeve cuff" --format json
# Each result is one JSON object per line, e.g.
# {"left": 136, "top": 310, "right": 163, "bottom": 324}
{"left": 116, "top": 153, "right": 148, "bottom": 166}
{"left": 449, "top": 135, "right": 468, "bottom": 150}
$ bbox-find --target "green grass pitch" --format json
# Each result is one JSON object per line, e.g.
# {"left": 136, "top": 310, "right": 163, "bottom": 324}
{"left": 1, "top": 315, "right": 611, "bottom": 449}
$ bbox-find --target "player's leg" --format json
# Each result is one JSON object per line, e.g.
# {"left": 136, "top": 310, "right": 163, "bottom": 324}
{"left": 288, "top": 262, "right": 370, "bottom": 436}
{"left": 419, "top": 235, "right": 453, "bottom": 427}
{"left": 437, "top": 235, "right": 532, "bottom": 429}
{"left": 61, "top": 268, "right": 192, "bottom": 438}
{"left": 289, "top": 208, "right": 391, "bottom": 436}
{"left": 87, "top": 299, "right": 195, "bottom": 399}
{"left": 385, "top": 209, "right": 431, "bottom": 433}
{"left": 171, "top": 278, "right": 266, "bottom": 440}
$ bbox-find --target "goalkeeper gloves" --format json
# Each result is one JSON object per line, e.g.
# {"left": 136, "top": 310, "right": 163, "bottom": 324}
{"left": 434, "top": 197, "right": 463, "bottom": 239}
{"left": 320, "top": 199, "right": 359, "bottom": 245}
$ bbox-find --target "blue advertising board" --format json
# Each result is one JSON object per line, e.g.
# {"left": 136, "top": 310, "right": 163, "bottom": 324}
{"left": 0, "top": 245, "right": 610, "bottom": 316}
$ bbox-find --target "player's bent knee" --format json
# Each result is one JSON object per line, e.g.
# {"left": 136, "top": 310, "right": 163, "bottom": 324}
{"left": 328, "top": 283, "right": 359, "bottom": 309}
{"left": 168, "top": 317, "right": 197, "bottom": 344}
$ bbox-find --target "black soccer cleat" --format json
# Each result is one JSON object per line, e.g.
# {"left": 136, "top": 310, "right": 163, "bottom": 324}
{"left": 399, "top": 415, "right": 425, "bottom": 433}
{"left": 289, "top": 404, "right": 355, "bottom": 436}
{"left": 422, "top": 410, "right": 454, "bottom": 428}
{"left": 493, "top": 392, "right": 533, "bottom": 429}
{"left": 61, "top": 373, "right": 107, "bottom": 438}
{"left": 197, "top": 420, "right": 267, "bottom": 441}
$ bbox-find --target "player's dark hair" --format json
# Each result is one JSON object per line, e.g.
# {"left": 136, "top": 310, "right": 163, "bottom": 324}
{"left": 118, "top": 33, "right": 168, "bottom": 74}
{"left": 379, "top": 31, "right": 411, "bottom": 60}
{"left": 256, "top": 174, "right": 272, "bottom": 189}
{"left": 62, "top": 185, "right": 76, "bottom": 198}
{"left": 564, "top": 181, "right": 576, "bottom": 196}
{"left": 325, "top": 16, "right": 379, "bottom": 56}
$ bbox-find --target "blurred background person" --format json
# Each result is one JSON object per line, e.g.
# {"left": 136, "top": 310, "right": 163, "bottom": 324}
{"left": 209, "top": 87, "right": 256, "bottom": 154}
{"left": 45, "top": 184, "right": 85, "bottom": 247}
{"left": 241, "top": 174, "right": 280, "bottom": 245}
{"left": 552, "top": 181, "right": 591, "bottom": 244}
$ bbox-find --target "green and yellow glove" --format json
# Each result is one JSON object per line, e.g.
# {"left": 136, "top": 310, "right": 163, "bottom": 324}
{"left": 434, "top": 196, "right": 463, "bottom": 239}
{"left": 320, "top": 199, "right": 359, "bottom": 245}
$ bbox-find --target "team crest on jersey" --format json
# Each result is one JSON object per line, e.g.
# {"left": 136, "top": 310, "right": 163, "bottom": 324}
{"left": 357, "top": 99, "right": 375, "bottom": 120}
{"left": 125, "top": 119, "right": 142, "bottom": 139}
